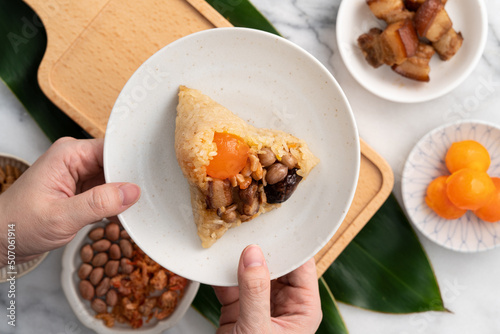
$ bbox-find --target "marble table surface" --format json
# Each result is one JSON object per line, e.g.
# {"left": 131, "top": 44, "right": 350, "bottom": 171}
{"left": 1, "top": 0, "right": 500, "bottom": 333}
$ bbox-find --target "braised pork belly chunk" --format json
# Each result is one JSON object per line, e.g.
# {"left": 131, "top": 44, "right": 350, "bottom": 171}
{"left": 358, "top": 0, "right": 463, "bottom": 82}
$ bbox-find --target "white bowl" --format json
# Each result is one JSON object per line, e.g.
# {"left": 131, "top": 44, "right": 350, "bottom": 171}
{"left": 61, "top": 220, "right": 200, "bottom": 333}
{"left": 104, "top": 27, "right": 360, "bottom": 286}
{"left": 0, "top": 153, "right": 49, "bottom": 283}
{"left": 336, "top": 0, "right": 488, "bottom": 103}
{"left": 402, "top": 120, "right": 500, "bottom": 252}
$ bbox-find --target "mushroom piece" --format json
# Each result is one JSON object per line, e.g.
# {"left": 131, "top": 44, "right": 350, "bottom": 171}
{"left": 217, "top": 204, "right": 238, "bottom": 224}
{"left": 238, "top": 180, "right": 260, "bottom": 216}
{"left": 206, "top": 179, "right": 233, "bottom": 209}
{"left": 265, "top": 168, "right": 303, "bottom": 204}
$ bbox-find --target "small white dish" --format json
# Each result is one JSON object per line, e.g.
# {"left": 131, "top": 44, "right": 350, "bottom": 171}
{"left": 61, "top": 221, "right": 200, "bottom": 334}
{"left": 402, "top": 120, "right": 500, "bottom": 252}
{"left": 104, "top": 27, "right": 360, "bottom": 286}
{"left": 336, "top": 0, "right": 488, "bottom": 103}
{"left": 0, "top": 153, "right": 49, "bottom": 283}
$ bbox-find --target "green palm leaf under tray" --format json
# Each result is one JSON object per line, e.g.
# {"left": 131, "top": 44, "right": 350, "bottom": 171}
{"left": 326, "top": 195, "right": 446, "bottom": 314}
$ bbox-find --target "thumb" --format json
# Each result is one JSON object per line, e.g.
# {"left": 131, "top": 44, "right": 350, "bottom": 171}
{"left": 62, "top": 182, "right": 141, "bottom": 230}
{"left": 237, "top": 245, "right": 271, "bottom": 331}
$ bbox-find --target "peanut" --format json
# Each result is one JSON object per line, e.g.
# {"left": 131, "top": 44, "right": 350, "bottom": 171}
{"left": 119, "top": 239, "right": 133, "bottom": 258}
{"left": 91, "top": 298, "right": 107, "bottom": 314}
{"left": 88, "top": 227, "right": 104, "bottom": 241}
{"left": 120, "top": 258, "right": 134, "bottom": 274}
{"left": 266, "top": 163, "right": 288, "bottom": 185}
{"left": 281, "top": 153, "right": 298, "bottom": 169}
{"left": 104, "top": 260, "right": 119, "bottom": 277}
{"left": 258, "top": 148, "right": 276, "bottom": 167}
{"left": 109, "top": 244, "right": 121, "bottom": 260}
{"left": 92, "top": 252, "right": 108, "bottom": 267}
{"left": 78, "top": 263, "right": 93, "bottom": 280}
{"left": 106, "top": 289, "right": 118, "bottom": 306}
{"left": 96, "top": 277, "right": 110, "bottom": 297}
{"left": 80, "top": 244, "right": 93, "bottom": 263}
{"left": 89, "top": 267, "right": 104, "bottom": 286}
{"left": 120, "top": 229, "right": 130, "bottom": 240}
{"left": 79, "top": 280, "right": 95, "bottom": 300}
{"left": 105, "top": 222, "right": 120, "bottom": 241}
{"left": 92, "top": 239, "right": 111, "bottom": 252}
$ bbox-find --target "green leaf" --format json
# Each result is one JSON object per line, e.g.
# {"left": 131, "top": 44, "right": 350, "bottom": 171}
{"left": 191, "top": 283, "right": 221, "bottom": 327}
{"left": 205, "top": 0, "right": 280, "bottom": 35}
{"left": 324, "top": 194, "right": 446, "bottom": 314}
{"left": 0, "top": 0, "right": 87, "bottom": 141}
{"left": 318, "top": 277, "right": 349, "bottom": 334}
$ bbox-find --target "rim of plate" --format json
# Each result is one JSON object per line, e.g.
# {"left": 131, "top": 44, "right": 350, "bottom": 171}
{"left": 336, "top": 0, "right": 488, "bottom": 103}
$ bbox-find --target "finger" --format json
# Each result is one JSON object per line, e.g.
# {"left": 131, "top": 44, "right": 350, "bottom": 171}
{"left": 58, "top": 182, "right": 140, "bottom": 232}
{"left": 52, "top": 137, "right": 105, "bottom": 182}
{"left": 216, "top": 324, "right": 236, "bottom": 334}
{"left": 237, "top": 245, "right": 271, "bottom": 329}
{"left": 213, "top": 285, "right": 239, "bottom": 306}
{"left": 69, "top": 138, "right": 105, "bottom": 180}
{"left": 282, "top": 258, "right": 318, "bottom": 289}
{"left": 214, "top": 285, "right": 241, "bottom": 328}
{"left": 271, "top": 258, "right": 322, "bottom": 329}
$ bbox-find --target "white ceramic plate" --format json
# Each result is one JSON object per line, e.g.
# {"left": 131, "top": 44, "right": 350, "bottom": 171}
{"left": 336, "top": 0, "right": 488, "bottom": 103}
{"left": 104, "top": 27, "right": 360, "bottom": 286}
{"left": 61, "top": 220, "right": 200, "bottom": 334}
{"left": 402, "top": 120, "right": 500, "bottom": 252}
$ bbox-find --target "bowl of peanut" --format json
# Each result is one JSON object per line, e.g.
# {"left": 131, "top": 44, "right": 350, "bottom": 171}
{"left": 0, "top": 153, "right": 49, "bottom": 282}
{"left": 61, "top": 219, "right": 200, "bottom": 333}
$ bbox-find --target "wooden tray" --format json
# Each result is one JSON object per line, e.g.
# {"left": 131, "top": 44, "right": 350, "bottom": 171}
{"left": 24, "top": 0, "right": 231, "bottom": 138}
{"left": 25, "top": 0, "right": 394, "bottom": 276}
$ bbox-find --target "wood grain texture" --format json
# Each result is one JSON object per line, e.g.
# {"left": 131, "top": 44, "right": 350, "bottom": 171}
{"left": 25, "top": 0, "right": 229, "bottom": 138}
{"left": 25, "top": 0, "right": 393, "bottom": 275}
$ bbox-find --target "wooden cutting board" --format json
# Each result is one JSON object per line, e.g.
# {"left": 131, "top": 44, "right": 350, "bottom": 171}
{"left": 25, "top": 0, "right": 394, "bottom": 277}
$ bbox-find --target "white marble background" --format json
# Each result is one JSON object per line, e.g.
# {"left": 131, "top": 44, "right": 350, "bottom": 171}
{"left": 1, "top": 0, "right": 500, "bottom": 333}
